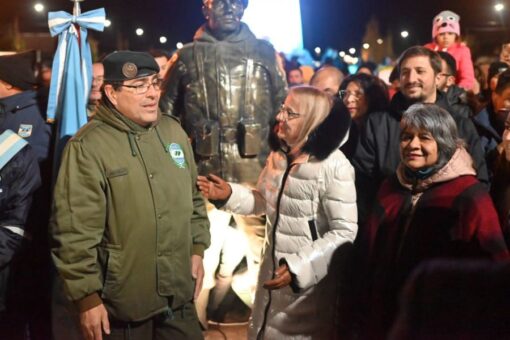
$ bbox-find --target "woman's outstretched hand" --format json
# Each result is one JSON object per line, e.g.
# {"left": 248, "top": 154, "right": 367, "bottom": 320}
{"left": 197, "top": 174, "right": 232, "bottom": 201}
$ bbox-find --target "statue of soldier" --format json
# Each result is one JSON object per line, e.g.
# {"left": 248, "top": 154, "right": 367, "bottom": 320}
{"left": 160, "top": 0, "right": 287, "bottom": 327}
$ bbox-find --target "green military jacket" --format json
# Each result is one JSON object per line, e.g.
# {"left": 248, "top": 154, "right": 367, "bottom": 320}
{"left": 51, "top": 102, "right": 210, "bottom": 322}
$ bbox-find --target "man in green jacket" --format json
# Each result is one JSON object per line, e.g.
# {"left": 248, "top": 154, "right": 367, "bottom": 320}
{"left": 51, "top": 51, "right": 210, "bottom": 340}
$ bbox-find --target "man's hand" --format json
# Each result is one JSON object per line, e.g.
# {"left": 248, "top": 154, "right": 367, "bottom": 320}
{"left": 197, "top": 174, "right": 232, "bottom": 201}
{"left": 191, "top": 254, "right": 204, "bottom": 301}
{"left": 263, "top": 263, "right": 292, "bottom": 290}
{"left": 79, "top": 304, "right": 110, "bottom": 340}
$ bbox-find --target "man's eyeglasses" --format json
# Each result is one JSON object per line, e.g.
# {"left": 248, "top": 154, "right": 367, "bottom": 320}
{"left": 278, "top": 104, "right": 301, "bottom": 121}
{"left": 119, "top": 78, "right": 163, "bottom": 95}
{"left": 339, "top": 90, "right": 364, "bottom": 101}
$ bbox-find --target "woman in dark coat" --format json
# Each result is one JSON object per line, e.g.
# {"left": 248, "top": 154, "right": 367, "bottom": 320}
{"left": 338, "top": 73, "right": 389, "bottom": 159}
{"left": 356, "top": 103, "right": 509, "bottom": 338}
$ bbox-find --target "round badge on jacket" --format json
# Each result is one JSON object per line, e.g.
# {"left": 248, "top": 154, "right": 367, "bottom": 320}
{"left": 168, "top": 143, "right": 187, "bottom": 169}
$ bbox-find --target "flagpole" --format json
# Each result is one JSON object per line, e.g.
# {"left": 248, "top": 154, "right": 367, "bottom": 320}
{"left": 72, "top": 0, "right": 84, "bottom": 16}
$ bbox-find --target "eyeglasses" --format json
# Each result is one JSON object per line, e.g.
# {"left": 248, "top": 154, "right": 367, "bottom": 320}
{"left": 339, "top": 90, "right": 364, "bottom": 101}
{"left": 278, "top": 104, "right": 301, "bottom": 121}
{"left": 119, "top": 78, "right": 163, "bottom": 95}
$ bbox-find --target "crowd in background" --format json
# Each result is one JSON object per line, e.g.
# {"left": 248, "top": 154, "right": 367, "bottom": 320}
{"left": 2, "top": 4, "right": 510, "bottom": 340}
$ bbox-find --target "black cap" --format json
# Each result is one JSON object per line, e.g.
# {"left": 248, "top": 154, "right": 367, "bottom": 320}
{"left": 0, "top": 51, "right": 36, "bottom": 91}
{"left": 103, "top": 51, "right": 159, "bottom": 82}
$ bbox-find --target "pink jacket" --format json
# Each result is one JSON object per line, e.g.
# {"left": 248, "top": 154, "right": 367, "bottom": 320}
{"left": 425, "top": 42, "right": 475, "bottom": 90}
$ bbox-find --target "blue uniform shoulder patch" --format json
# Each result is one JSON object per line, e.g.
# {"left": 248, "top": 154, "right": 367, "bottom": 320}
{"left": 18, "top": 124, "right": 33, "bottom": 138}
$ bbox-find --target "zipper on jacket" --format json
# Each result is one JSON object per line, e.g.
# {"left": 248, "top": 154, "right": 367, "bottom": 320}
{"left": 256, "top": 160, "right": 297, "bottom": 340}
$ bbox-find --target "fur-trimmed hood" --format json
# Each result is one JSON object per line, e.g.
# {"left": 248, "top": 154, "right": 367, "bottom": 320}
{"left": 269, "top": 99, "right": 352, "bottom": 161}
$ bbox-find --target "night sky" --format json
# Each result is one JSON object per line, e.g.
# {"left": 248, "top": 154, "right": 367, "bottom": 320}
{"left": 3, "top": 0, "right": 509, "bottom": 58}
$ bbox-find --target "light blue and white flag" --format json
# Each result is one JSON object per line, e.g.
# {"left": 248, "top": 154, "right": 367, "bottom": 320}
{"left": 46, "top": 8, "right": 105, "bottom": 140}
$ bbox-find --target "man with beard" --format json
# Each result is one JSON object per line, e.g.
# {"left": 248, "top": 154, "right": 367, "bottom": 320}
{"left": 160, "top": 0, "right": 287, "bottom": 327}
{"left": 352, "top": 46, "right": 487, "bottom": 221}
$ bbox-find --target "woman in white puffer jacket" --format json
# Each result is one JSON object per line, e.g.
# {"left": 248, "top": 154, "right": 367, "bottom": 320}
{"left": 198, "top": 86, "right": 358, "bottom": 339}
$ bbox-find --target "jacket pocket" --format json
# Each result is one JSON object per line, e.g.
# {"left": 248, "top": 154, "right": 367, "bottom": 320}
{"left": 106, "top": 168, "right": 128, "bottom": 178}
{"left": 98, "top": 246, "right": 122, "bottom": 300}
{"left": 308, "top": 220, "right": 318, "bottom": 241}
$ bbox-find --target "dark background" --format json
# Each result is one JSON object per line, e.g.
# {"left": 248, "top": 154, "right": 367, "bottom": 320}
{"left": 1, "top": 0, "right": 509, "bottom": 59}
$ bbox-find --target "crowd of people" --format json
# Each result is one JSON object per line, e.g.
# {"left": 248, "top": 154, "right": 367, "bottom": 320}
{"left": 1, "top": 0, "right": 510, "bottom": 339}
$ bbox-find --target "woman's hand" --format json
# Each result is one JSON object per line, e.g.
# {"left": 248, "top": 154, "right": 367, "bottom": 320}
{"left": 197, "top": 174, "right": 232, "bottom": 201}
{"left": 263, "top": 263, "right": 292, "bottom": 290}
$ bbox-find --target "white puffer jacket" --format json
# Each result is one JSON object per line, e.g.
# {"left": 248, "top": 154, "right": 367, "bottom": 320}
{"left": 225, "top": 105, "right": 358, "bottom": 339}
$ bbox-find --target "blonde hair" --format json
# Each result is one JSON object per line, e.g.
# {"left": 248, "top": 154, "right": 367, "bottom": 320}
{"left": 286, "top": 86, "right": 332, "bottom": 149}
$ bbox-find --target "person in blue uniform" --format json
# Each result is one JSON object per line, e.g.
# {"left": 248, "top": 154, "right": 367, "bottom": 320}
{"left": 0, "top": 51, "right": 52, "bottom": 339}
{"left": 0, "top": 129, "right": 41, "bottom": 337}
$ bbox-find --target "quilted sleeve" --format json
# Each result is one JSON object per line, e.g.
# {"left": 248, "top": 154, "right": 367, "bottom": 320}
{"left": 284, "top": 157, "right": 358, "bottom": 290}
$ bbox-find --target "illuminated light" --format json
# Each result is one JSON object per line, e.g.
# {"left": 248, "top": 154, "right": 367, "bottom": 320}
{"left": 159, "top": 36, "right": 167, "bottom": 44}
{"left": 377, "top": 38, "right": 383, "bottom": 45}
{"left": 352, "top": 57, "right": 359, "bottom": 64}
{"left": 349, "top": 48, "right": 356, "bottom": 55}
{"left": 343, "top": 55, "right": 353, "bottom": 63}
{"left": 104, "top": 19, "right": 111, "bottom": 28}
{"left": 176, "top": 42, "right": 184, "bottom": 49}
{"left": 243, "top": 0, "right": 304, "bottom": 54}
{"left": 495, "top": 3, "right": 505, "bottom": 12}
{"left": 339, "top": 51, "right": 346, "bottom": 57}
{"left": 314, "top": 47, "right": 322, "bottom": 55}
{"left": 34, "top": 3, "right": 44, "bottom": 12}
{"left": 363, "top": 43, "right": 370, "bottom": 50}
{"left": 401, "top": 30, "right": 409, "bottom": 38}
{"left": 136, "top": 28, "right": 144, "bottom": 36}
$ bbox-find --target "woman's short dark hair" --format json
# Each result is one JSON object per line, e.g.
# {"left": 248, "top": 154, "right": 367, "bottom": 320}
{"left": 401, "top": 103, "right": 462, "bottom": 169}
{"left": 339, "top": 73, "right": 390, "bottom": 114}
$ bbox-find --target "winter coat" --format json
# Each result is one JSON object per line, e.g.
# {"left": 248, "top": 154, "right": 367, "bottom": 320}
{"left": 0, "top": 91, "right": 52, "bottom": 319}
{"left": 223, "top": 105, "right": 357, "bottom": 339}
{"left": 0, "top": 136, "right": 40, "bottom": 312}
{"left": 160, "top": 23, "right": 287, "bottom": 184}
{"left": 357, "top": 147, "right": 509, "bottom": 338}
{"left": 473, "top": 105, "right": 502, "bottom": 164}
{"left": 444, "top": 85, "right": 471, "bottom": 119}
{"left": 425, "top": 42, "right": 475, "bottom": 90}
{"left": 352, "top": 91, "right": 488, "bottom": 224}
{"left": 490, "top": 150, "right": 510, "bottom": 243}
{"left": 50, "top": 103, "right": 210, "bottom": 322}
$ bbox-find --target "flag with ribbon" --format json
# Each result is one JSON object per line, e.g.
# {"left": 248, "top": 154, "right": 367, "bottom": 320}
{"left": 46, "top": 7, "right": 105, "bottom": 143}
